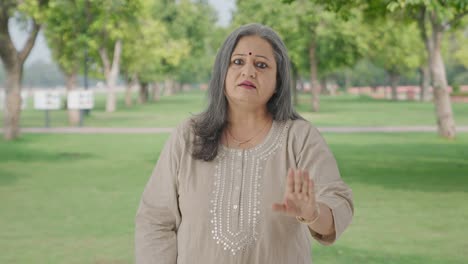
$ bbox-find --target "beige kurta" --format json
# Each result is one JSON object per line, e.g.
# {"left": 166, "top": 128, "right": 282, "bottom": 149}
{"left": 135, "top": 119, "right": 354, "bottom": 264}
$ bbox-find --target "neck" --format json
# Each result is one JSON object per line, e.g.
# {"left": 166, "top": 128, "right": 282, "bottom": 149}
{"left": 225, "top": 106, "right": 272, "bottom": 148}
{"left": 227, "top": 105, "right": 270, "bottom": 129}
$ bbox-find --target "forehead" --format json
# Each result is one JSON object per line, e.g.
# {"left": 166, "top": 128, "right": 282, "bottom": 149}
{"left": 232, "top": 35, "right": 275, "bottom": 58}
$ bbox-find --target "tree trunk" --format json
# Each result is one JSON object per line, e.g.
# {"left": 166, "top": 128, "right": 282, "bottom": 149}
{"left": 344, "top": 69, "right": 351, "bottom": 92}
{"left": 125, "top": 85, "right": 133, "bottom": 108}
{"left": 329, "top": 79, "right": 338, "bottom": 96}
{"left": 419, "top": 64, "right": 430, "bottom": 101}
{"left": 99, "top": 39, "right": 122, "bottom": 113}
{"left": 417, "top": 7, "right": 433, "bottom": 103}
{"left": 164, "top": 79, "right": 174, "bottom": 96}
{"left": 125, "top": 73, "right": 138, "bottom": 107}
{"left": 139, "top": 82, "right": 149, "bottom": 104}
{"left": 309, "top": 40, "right": 320, "bottom": 112}
{"left": 174, "top": 82, "right": 181, "bottom": 93}
{"left": 0, "top": 15, "right": 40, "bottom": 140}
{"left": 152, "top": 82, "right": 160, "bottom": 102}
{"left": 430, "top": 27, "right": 456, "bottom": 139}
{"left": 418, "top": 8, "right": 455, "bottom": 138}
{"left": 389, "top": 71, "right": 400, "bottom": 101}
{"left": 65, "top": 72, "right": 80, "bottom": 126}
{"left": 3, "top": 66, "right": 22, "bottom": 139}
{"left": 320, "top": 77, "right": 327, "bottom": 95}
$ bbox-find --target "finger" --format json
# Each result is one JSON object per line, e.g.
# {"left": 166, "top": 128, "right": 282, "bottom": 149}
{"left": 301, "top": 172, "right": 309, "bottom": 200}
{"left": 286, "top": 168, "right": 294, "bottom": 194}
{"left": 308, "top": 176, "right": 315, "bottom": 201}
{"left": 294, "top": 170, "right": 302, "bottom": 197}
{"left": 272, "top": 203, "right": 287, "bottom": 213}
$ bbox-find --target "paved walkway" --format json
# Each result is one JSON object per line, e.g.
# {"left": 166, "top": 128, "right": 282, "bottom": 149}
{"left": 4, "top": 126, "right": 468, "bottom": 134}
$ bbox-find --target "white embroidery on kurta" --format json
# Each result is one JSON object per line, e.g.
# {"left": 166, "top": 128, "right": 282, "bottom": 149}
{"left": 210, "top": 121, "right": 289, "bottom": 255}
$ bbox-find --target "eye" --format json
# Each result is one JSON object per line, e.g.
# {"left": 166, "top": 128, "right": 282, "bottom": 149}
{"left": 255, "top": 62, "right": 268, "bottom": 69}
{"left": 232, "top": 58, "right": 244, "bottom": 65}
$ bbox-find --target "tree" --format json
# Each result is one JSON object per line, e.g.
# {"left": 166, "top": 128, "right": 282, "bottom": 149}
{"left": 145, "top": 0, "right": 220, "bottom": 95}
{"left": 288, "top": 0, "right": 467, "bottom": 137}
{"left": 44, "top": 0, "right": 88, "bottom": 126}
{"left": 386, "top": 0, "right": 468, "bottom": 138}
{"left": 0, "top": 0, "right": 49, "bottom": 140}
{"left": 348, "top": 59, "right": 387, "bottom": 88}
{"left": 86, "top": 0, "right": 141, "bottom": 112}
{"left": 452, "top": 26, "right": 468, "bottom": 69}
{"left": 170, "top": 0, "right": 220, "bottom": 86}
{"left": 366, "top": 19, "right": 422, "bottom": 100}
{"left": 22, "top": 60, "right": 65, "bottom": 87}
{"left": 120, "top": 0, "right": 190, "bottom": 104}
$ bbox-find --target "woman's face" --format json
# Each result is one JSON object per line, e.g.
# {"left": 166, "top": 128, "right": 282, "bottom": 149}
{"left": 224, "top": 35, "right": 277, "bottom": 109}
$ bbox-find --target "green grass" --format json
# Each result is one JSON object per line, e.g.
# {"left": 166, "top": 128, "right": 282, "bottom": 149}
{"left": 4, "top": 90, "right": 468, "bottom": 128}
{"left": 298, "top": 95, "right": 468, "bottom": 126}
{"left": 1, "top": 133, "right": 467, "bottom": 263}
{"left": 316, "top": 133, "right": 468, "bottom": 264}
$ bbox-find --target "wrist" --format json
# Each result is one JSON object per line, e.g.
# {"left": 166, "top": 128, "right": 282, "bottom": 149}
{"left": 296, "top": 204, "right": 320, "bottom": 225}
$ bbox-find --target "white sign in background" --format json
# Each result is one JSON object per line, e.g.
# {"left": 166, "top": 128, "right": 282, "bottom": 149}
{"left": 34, "top": 90, "right": 62, "bottom": 110}
{"left": 68, "top": 90, "right": 94, "bottom": 110}
{"left": 0, "top": 90, "right": 28, "bottom": 110}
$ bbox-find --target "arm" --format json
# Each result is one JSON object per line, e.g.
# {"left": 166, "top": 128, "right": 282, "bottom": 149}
{"left": 135, "top": 130, "right": 182, "bottom": 263}
{"left": 297, "top": 126, "right": 354, "bottom": 245}
{"left": 303, "top": 202, "right": 335, "bottom": 237}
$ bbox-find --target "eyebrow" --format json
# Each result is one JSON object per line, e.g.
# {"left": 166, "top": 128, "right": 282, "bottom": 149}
{"left": 232, "top": 53, "right": 270, "bottom": 61}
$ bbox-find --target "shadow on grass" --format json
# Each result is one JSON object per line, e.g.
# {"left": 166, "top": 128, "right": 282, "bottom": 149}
{"left": 0, "top": 168, "right": 21, "bottom": 186}
{"left": 330, "top": 141, "right": 468, "bottom": 193}
{"left": 0, "top": 145, "right": 95, "bottom": 185}
{"left": 313, "top": 244, "right": 462, "bottom": 264}
{"left": 0, "top": 144, "right": 95, "bottom": 163}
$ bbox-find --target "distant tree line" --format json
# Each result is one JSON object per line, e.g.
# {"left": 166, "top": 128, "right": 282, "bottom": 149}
{"left": 2, "top": 54, "right": 466, "bottom": 90}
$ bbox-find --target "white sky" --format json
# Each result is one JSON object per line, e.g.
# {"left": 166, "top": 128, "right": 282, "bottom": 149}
{"left": 9, "top": 0, "right": 235, "bottom": 66}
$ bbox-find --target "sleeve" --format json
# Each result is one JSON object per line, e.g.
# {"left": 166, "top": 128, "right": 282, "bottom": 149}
{"left": 135, "top": 127, "right": 183, "bottom": 264}
{"left": 296, "top": 125, "right": 354, "bottom": 246}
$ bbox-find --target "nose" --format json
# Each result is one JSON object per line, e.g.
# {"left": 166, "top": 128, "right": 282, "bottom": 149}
{"left": 241, "top": 60, "right": 256, "bottom": 78}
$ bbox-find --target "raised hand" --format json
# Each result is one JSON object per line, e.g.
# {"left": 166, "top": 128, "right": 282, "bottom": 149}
{"left": 272, "top": 168, "right": 319, "bottom": 222}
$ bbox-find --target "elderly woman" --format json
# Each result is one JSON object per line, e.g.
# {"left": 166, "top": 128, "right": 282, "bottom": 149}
{"left": 135, "top": 23, "right": 353, "bottom": 263}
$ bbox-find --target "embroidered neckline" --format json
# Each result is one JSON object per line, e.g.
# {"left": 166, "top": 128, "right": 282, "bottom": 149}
{"left": 211, "top": 120, "right": 290, "bottom": 255}
{"left": 219, "top": 120, "right": 280, "bottom": 155}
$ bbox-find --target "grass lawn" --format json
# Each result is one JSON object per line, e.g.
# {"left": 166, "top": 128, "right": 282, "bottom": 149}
{"left": 5, "top": 90, "right": 468, "bottom": 128}
{"left": 1, "top": 132, "right": 467, "bottom": 263}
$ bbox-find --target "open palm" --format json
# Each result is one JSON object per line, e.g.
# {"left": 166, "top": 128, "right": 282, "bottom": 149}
{"left": 272, "top": 168, "right": 319, "bottom": 221}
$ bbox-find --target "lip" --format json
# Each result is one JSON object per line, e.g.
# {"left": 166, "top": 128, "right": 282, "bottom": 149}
{"left": 238, "top": 80, "right": 257, "bottom": 89}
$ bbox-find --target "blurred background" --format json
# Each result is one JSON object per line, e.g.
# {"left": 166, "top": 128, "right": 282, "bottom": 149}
{"left": 1, "top": 0, "right": 467, "bottom": 263}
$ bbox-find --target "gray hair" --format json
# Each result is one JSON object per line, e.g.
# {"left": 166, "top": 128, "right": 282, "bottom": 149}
{"left": 191, "top": 23, "right": 302, "bottom": 161}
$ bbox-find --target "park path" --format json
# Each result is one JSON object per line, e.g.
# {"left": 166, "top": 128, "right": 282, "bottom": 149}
{"left": 5, "top": 125, "right": 468, "bottom": 134}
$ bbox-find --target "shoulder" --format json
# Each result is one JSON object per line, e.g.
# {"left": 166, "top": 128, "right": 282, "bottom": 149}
{"left": 287, "top": 119, "right": 322, "bottom": 140}
{"left": 165, "top": 118, "right": 194, "bottom": 149}
{"left": 174, "top": 118, "right": 193, "bottom": 137}
{"left": 284, "top": 119, "right": 329, "bottom": 153}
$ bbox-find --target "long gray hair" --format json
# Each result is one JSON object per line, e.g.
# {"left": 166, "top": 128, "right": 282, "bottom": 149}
{"left": 191, "top": 23, "right": 302, "bottom": 161}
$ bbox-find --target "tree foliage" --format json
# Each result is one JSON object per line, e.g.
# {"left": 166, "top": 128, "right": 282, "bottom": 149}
{"left": 366, "top": 19, "right": 423, "bottom": 77}
{"left": 43, "top": 0, "right": 87, "bottom": 75}
{"left": 120, "top": 0, "right": 189, "bottom": 84}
